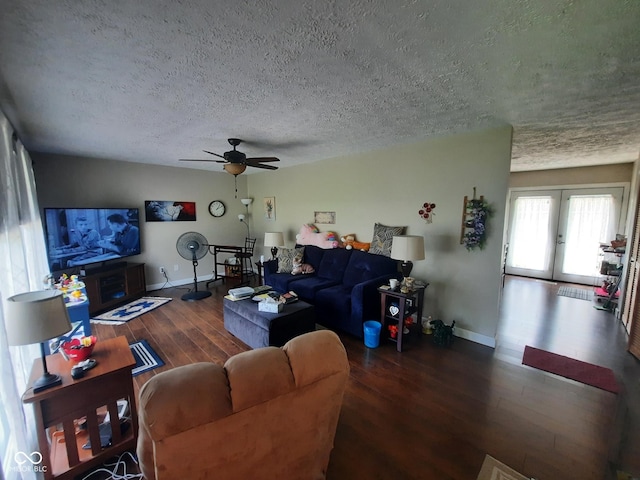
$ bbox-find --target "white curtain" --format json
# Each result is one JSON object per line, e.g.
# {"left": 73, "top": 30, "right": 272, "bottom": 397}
{"left": 0, "top": 110, "right": 50, "bottom": 479}
{"left": 562, "top": 195, "right": 615, "bottom": 276}
{"left": 508, "top": 196, "right": 553, "bottom": 270}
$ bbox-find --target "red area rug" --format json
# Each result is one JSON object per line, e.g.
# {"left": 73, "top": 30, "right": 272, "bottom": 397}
{"left": 522, "top": 345, "right": 619, "bottom": 394}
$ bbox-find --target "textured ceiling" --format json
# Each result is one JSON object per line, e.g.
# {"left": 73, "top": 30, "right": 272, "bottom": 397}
{"left": 0, "top": 0, "right": 638, "bottom": 173}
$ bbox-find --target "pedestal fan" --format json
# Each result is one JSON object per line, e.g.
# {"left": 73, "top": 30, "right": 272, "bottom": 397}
{"left": 176, "top": 232, "right": 212, "bottom": 301}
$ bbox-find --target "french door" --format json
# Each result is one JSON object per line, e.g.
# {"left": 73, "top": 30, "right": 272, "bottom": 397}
{"left": 505, "top": 187, "right": 624, "bottom": 284}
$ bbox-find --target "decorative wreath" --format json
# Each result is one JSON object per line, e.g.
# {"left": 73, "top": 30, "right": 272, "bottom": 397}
{"left": 463, "top": 198, "right": 491, "bottom": 251}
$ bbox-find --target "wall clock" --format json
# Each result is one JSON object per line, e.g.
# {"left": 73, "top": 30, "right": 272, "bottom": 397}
{"left": 208, "top": 200, "right": 226, "bottom": 217}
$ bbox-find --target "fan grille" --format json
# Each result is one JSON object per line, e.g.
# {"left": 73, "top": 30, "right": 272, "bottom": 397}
{"left": 176, "top": 232, "right": 209, "bottom": 260}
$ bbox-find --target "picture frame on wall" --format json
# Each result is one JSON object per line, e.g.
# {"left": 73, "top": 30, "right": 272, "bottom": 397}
{"left": 264, "top": 197, "right": 275, "bottom": 221}
{"left": 314, "top": 211, "right": 336, "bottom": 224}
{"left": 145, "top": 201, "right": 196, "bottom": 222}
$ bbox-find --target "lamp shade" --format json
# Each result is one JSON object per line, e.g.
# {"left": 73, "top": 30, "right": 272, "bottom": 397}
{"left": 240, "top": 198, "right": 253, "bottom": 206}
{"left": 264, "top": 232, "right": 285, "bottom": 247}
{"left": 5, "top": 290, "right": 72, "bottom": 345}
{"left": 390, "top": 235, "right": 425, "bottom": 262}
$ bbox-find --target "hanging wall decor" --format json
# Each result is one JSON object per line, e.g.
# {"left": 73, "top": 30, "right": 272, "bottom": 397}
{"left": 460, "top": 188, "right": 491, "bottom": 251}
{"left": 418, "top": 202, "right": 436, "bottom": 223}
{"left": 264, "top": 197, "right": 276, "bottom": 221}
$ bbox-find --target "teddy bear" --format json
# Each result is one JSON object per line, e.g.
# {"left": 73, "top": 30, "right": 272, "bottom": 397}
{"left": 340, "top": 233, "right": 371, "bottom": 251}
{"left": 295, "top": 224, "right": 339, "bottom": 249}
{"left": 291, "top": 253, "right": 315, "bottom": 275}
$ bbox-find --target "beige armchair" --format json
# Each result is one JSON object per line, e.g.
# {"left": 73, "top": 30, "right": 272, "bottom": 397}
{"left": 136, "top": 330, "right": 350, "bottom": 480}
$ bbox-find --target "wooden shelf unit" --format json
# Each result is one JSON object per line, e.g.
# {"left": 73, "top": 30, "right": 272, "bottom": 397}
{"left": 82, "top": 263, "right": 146, "bottom": 315}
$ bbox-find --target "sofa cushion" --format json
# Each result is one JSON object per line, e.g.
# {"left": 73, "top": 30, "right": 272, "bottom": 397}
{"left": 369, "top": 223, "right": 406, "bottom": 256}
{"left": 277, "top": 247, "right": 304, "bottom": 273}
{"left": 317, "top": 248, "right": 352, "bottom": 281}
{"left": 266, "top": 272, "right": 301, "bottom": 294}
{"left": 342, "top": 250, "right": 398, "bottom": 288}
{"left": 300, "top": 244, "right": 325, "bottom": 271}
{"left": 291, "top": 276, "right": 341, "bottom": 302}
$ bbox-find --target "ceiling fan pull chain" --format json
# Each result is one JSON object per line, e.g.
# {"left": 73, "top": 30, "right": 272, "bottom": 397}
{"left": 234, "top": 174, "right": 238, "bottom": 198}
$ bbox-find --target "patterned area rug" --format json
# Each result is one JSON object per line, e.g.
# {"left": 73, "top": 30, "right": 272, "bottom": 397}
{"left": 557, "top": 286, "right": 592, "bottom": 300}
{"left": 91, "top": 297, "right": 172, "bottom": 325}
{"left": 476, "top": 455, "right": 530, "bottom": 480}
{"left": 130, "top": 339, "right": 164, "bottom": 376}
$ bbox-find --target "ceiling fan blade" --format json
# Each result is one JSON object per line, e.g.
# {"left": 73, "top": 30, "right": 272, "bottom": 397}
{"left": 203, "top": 150, "right": 226, "bottom": 159}
{"left": 246, "top": 157, "right": 280, "bottom": 163}
{"left": 248, "top": 163, "right": 279, "bottom": 170}
{"left": 179, "top": 158, "right": 219, "bottom": 162}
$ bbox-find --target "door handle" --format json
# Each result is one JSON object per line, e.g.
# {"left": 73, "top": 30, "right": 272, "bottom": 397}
{"left": 557, "top": 241, "right": 565, "bottom": 245}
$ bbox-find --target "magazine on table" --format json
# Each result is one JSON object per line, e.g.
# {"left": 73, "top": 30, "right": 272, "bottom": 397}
{"left": 280, "top": 291, "right": 298, "bottom": 304}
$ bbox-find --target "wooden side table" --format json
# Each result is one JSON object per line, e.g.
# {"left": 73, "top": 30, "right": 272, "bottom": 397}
{"left": 255, "top": 260, "right": 264, "bottom": 286}
{"left": 378, "top": 284, "right": 427, "bottom": 352}
{"left": 22, "top": 336, "right": 138, "bottom": 480}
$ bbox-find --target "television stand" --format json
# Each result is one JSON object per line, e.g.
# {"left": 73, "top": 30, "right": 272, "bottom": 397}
{"left": 82, "top": 263, "right": 146, "bottom": 315}
{"left": 80, "top": 261, "right": 128, "bottom": 276}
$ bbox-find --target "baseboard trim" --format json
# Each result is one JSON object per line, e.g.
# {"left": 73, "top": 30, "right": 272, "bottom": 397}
{"left": 455, "top": 327, "right": 496, "bottom": 348}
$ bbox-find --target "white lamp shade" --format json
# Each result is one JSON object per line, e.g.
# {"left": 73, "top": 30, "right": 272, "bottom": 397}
{"left": 238, "top": 214, "right": 246, "bottom": 221}
{"left": 240, "top": 198, "right": 253, "bottom": 206}
{"left": 264, "top": 232, "right": 285, "bottom": 247}
{"left": 5, "top": 290, "right": 71, "bottom": 345}
{"left": 390, "top": 235, "right": 425, "bottom": 261}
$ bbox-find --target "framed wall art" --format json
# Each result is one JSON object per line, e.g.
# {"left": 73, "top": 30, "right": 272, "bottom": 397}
{"left": 314, "top": 211, "right": 336, "bottom": 224}
{"left": 145, "top": 201, "right": 196, "bottom": 222}
{"left": 264, "top": 197, "right": 276, "bottom": 221}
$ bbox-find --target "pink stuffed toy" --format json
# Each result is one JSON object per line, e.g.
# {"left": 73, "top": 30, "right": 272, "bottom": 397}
{"left": 296, "top": 224, "right": 339, "bottom": 249}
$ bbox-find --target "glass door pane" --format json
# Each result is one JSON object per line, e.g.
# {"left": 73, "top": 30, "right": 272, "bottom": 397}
{"left": 505, "top": 191, "right": 560, "bottom": 279}
{"left": 553, "top": 188, "right": 623, "bottom": 284}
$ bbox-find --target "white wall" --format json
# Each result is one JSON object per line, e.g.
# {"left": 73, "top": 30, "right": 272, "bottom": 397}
{"left": 249, "top": 126, "right": 513, "bottom": 345}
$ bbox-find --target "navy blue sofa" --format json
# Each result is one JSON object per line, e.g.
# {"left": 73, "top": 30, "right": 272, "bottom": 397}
{"left": 264, "top": 245, "right": 400, "bottom": 338}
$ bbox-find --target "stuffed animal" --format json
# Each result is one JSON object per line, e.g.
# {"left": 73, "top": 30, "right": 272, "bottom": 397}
{"left": 340, "top": 233, "right": 371, "bottom": 252}
{"left": 296, "top": 224, "right": 339, "bottom": 249}
{"left": 291, "top": 253, "right": 315, "bottom": 275}
{"left": 430, "top": 319, "right": 455, "bottom": 347}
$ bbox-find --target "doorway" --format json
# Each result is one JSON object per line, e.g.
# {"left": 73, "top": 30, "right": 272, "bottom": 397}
{"left": 505, "top": 187, "right": 625, "bottom": 285}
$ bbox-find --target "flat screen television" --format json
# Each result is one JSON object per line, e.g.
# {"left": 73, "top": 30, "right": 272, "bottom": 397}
{"left": 44, "top": 208, "right": 141, "bottom": 273}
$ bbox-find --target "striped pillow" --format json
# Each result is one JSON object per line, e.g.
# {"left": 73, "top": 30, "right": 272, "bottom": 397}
{"left": 369, "top": 223, "right": 406, "bottom": 257}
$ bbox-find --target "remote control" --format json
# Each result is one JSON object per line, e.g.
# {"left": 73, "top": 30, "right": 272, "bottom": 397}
{"left": 71, "top": 365, "right": 85, "bottom": 379}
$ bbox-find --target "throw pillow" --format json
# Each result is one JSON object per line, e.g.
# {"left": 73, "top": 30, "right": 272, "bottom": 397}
{"left": 369, "top": 223, "right": 406, "bottom": 257}
{"left": 277, "top": 247, "right": 305, "bottom": 273}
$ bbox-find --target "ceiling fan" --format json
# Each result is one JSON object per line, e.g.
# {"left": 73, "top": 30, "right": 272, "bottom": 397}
{"left": 180, "top": 138, "right": 280, "bottom": 176}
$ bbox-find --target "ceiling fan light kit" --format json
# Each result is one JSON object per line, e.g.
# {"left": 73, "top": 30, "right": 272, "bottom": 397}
{"left": 180, "top": 138, "right": 280, "bottom": 197}
{"left": 224, "top": 163, "right": 247, "bottom": 175}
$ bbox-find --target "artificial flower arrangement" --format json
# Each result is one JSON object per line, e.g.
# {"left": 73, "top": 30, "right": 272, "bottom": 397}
{"left": 463, "top": 197, "right": 491, "bottom": 251}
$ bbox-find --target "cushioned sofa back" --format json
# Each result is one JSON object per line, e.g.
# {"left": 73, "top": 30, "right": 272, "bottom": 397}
{"left": 316, "top": 247, "right": 353, "bottom": 281}
{"left": 137, "top": 330, "right": 349, "bottom": 480}
{"left": 299, "top": 244, "right": 326, "bottom": 271}
{"left": 342, "top": 250, "right": 399, "bottom": 288}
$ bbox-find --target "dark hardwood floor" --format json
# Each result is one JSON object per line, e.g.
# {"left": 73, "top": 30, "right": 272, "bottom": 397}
{"left": 86, "top": 275, "right": 640, "bottom": 479}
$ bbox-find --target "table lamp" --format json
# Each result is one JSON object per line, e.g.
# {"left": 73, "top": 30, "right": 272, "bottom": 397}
{"left": 5, "top": 290, "right": 72, "bottom": 393}
{"left": 390, "top": 235, "right": 425, "bottom": 278}
{"left": 264, "top": 232, "right": 284, "bottom": 259}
